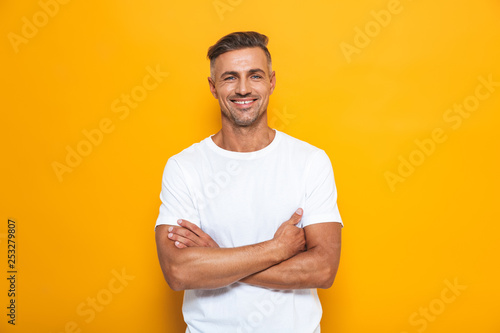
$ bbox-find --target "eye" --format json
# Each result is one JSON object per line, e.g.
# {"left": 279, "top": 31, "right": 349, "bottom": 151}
{"left": 224, "top": 76, "right": 236, "bottom": 81}
{"left": 251, "top": 75, "right": 262, "bottom": 79}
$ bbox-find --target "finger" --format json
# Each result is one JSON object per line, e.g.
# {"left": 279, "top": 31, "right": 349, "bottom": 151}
{"left": 169, "top": 225, "right": 196, "bottom": 239}
{"left": 171, "top": 223, "right": 214, "bottom": 247}
{"left": 172, "top": 220, "right": 210, "bottom": 246}
{"left": 168, "top": 231, "right": 197, "bottom": 248}
{"left": 170, "top": 226, "right": 204, "bottom": 247}
{"left": 177, "top": 219, "right": 203, "bottom": 237}
{"left": 177, "top": 220, "right": 219, "bottom": 247}
{"left": 205, "top": 238, "right": 220, "bottom": 248}
{"left": 199, "top": 236, "right": 219, "bottom": 248}
{"left": 176, "top": 220, "right": 220, "bottom": 248}
{"left": 287, "top": 208, "right": 303, "bottom": 225}
{"left": 174, "top": 241, "right": 187, "bottom": 249}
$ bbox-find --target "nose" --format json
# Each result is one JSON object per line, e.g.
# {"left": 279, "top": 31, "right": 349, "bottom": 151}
{"left": 235, "top": 77, "right": 251, "bottom": 96}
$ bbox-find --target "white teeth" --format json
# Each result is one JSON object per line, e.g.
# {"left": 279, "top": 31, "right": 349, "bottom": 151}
{"left": 233, "top": 100, "right": 253, "bottom": 105}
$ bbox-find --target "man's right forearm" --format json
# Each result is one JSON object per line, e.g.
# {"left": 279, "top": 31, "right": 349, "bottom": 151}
{"left": 156, "top": 227, "right": 286, "bottom": 291}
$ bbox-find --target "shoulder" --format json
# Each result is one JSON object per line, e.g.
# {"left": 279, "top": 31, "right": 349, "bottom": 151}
{"left": 277, "top": 131, "right": 326, "bottom": 159}
{"left": 276, "top": 131, "right": 334, "bottom": 176}
{"left": 167, "top": 136, "right": 213, "bottom": 166}
{"left": 159, "top": 136, "right": 213, "bottom": 180}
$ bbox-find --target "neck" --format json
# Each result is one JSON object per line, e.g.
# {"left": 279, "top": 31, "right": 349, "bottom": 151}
{"left": 212, "top": 117, "right": 276, "bottom": 152}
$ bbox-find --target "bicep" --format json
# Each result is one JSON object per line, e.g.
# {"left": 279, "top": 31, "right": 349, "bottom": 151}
{"left": 155, "top": 225, "right": 182, "bottom": 279}
{"left": 156, "top": 158, "right": 200, "bottom": 229}
{"left": 304, "top": 222, "right": 342, "bottom": 266}
{"left": 302, "top": 150, "right": 343, "bottom": 228}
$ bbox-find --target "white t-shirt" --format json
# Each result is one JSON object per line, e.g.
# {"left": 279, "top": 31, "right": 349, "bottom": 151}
{"left": 156, "top": 130, "right": 342, "bottom": 333}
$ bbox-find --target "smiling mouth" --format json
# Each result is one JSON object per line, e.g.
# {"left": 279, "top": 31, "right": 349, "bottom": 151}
{"left": 230, "top": 98, "right": 258, "bottom": 106}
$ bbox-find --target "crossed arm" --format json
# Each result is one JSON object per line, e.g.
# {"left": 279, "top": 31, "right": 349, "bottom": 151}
{"left": 155, "top": 209, "right": 341, "bottom": 291}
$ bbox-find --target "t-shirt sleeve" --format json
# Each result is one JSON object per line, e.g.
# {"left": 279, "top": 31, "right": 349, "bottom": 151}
{"left": 155, "top": 157, "right": 200, "bottom": 230}
{"left": 301, "top": 149, "right": 343, "bottom": 228}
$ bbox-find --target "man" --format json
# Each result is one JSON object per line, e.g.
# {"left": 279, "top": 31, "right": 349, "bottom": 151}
{"left": 155, "top": 31, "right": 343, "bottom": 333}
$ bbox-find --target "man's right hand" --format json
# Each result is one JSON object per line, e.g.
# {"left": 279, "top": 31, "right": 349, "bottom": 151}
{"left": 272, "top": 208, "right": 306, "bottom": 261}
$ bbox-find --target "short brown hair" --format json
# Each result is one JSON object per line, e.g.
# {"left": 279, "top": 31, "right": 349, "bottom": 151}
{"left": 207, "top": 31, "right": 272, "bottom": 77}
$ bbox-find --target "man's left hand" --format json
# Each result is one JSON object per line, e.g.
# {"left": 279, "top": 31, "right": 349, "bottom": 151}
{"left": 167, "top": 220, "right": 219, "bottom": 248}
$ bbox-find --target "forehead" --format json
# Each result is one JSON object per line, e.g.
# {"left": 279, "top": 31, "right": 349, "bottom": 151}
{"left": 213, "top": 47, "right": 268, "bottom": 74}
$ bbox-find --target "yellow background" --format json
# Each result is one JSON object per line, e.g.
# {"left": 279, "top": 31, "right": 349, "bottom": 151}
{"left": 1, "top": 0, "right": 499, "bottom": 332}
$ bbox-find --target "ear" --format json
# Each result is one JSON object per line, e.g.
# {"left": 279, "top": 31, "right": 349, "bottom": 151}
{"left": 208, "top": 77, "right": 218, "bottom": 99}
{"left": 269, "top": 70, "right": 276, "bottom": 95}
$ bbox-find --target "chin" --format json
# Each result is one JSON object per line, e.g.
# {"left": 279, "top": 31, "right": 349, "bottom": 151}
{"left": 229, "top": 111, "right": 259, "bottom": 126}
{"left": 233, "top": 118, "right": 258, "bottom": 127}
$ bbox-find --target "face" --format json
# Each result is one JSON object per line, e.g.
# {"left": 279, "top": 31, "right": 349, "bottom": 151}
{"left": 208, "top": 47, "right": 276, "bottom": 127}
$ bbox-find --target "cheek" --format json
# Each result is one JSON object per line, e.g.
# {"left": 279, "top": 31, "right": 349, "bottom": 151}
{"left": 256, "top": 83, "right": 271, "bottom": 94}
{"left": 217, "top": 86, "right": 232, "bottom": 99}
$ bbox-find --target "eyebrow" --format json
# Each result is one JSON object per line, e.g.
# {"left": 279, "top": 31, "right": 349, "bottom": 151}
{"left": 220, "top": 68, "right": 266, "bottom": 79}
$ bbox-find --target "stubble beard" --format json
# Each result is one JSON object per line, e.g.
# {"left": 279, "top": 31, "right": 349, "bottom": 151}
{"left": 222, "top": 103, "right": 262, "bottom": 127}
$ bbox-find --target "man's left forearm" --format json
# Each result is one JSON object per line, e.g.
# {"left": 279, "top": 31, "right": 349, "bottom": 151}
{"left": 240, "top": 242, "right": 340, "bottom": 290}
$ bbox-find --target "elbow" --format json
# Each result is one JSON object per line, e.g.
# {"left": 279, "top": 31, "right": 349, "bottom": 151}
{"left": 298, "top": 262, "right": 337, "bottom": 289}
{"left": 168, "top": 282, "right": 185, "bottom": 292}
{"left": 163, "top": 264, "right": 188, "bottom": 291}
{"left": 318, "top": 274, "right": 335, "bottom": 289}
{"left": 166, "top": 277, "right": 184, "bottom": 292}
{"left": 317, "top": 265, "right": 338, "bottom": 289}
{"left": 314, "top": 247, "right": 340, "bottom": 289}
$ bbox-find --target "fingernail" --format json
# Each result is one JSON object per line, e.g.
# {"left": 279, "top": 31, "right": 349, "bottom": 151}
{"left": 296, "top": 208, "right": 303, "bottom": 215}
{"left": 168, "top": 233, "right": 173, "bottom": 238}
{"left": 168, "top": 226, "right": 173, "bottom": 232}
{"left": 177, "top": 219, "right": 182, "bottom": 225}
{"left": 175, "top": 241, "right": 180, "bottom": 247}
